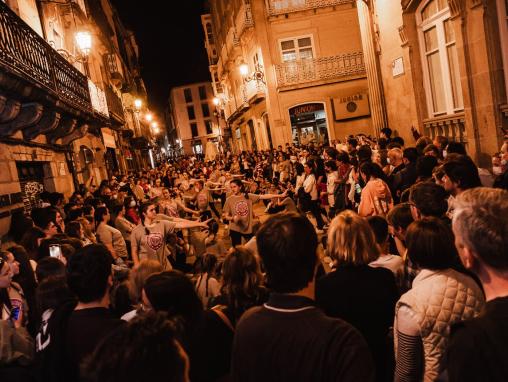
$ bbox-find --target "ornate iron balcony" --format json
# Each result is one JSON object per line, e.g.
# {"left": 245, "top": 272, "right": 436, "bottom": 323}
{"left": 104, "top": 85, "right": 125, "bottom": 126}
{"left": 0, "top": 1, "right": 93, "bottom": 115}
{"left": 274, "top": 52, "right": 366, "bottom": 88}
{"left": 266, "top": 0, "right": 354, "bottom": 16}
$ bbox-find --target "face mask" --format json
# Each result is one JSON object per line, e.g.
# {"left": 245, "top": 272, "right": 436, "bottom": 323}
{"left": 493, "top": 166, "right": 504, "bottom": 176}
{"left": 443, "top": 150, "right": 447, "bottom": 158}
{"left": 129, "top": 200, "right": 136, "bottom": 208}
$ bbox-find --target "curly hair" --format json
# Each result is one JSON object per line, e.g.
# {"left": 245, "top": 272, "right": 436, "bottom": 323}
{"left": 81, "top": 312, "right": 187, "bottom": 382}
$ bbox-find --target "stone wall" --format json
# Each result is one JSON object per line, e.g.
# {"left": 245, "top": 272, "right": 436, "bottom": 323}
{"left": 0, "top": 141, "right": 73, "bottom": 237}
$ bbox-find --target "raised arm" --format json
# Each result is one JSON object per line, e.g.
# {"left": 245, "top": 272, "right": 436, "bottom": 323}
{"left": 174, "top": 218, "right": 210, "bottom": 230}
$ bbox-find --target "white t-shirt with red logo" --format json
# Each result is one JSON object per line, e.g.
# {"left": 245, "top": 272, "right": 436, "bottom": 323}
{"left": 223, "top": 193, "right": 260, "bottom": 234}
{"left": 130, "top": 220, "right": 175, "bottom": 270}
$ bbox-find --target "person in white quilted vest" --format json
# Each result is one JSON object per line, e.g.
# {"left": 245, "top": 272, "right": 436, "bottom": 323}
{"left": 393, "top": 217, "right": 485, "bottom": 381}
{"left": 446, "top": 188, "right": 508, "bottom": 381}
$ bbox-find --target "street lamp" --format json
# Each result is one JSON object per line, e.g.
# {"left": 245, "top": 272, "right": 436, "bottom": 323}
{"left": 145, "top": 113, "right": 153, "bottom": 122}
{"left": 239, "top": 61, "right": 266, "bottom": 84}
{"left": 213, "top": 97, "right": 220, "bottom": 106}
{"left": 239, "top": 63, "right": 249, "bottom": 76}
{"left": 134, "top": 99, "right": 142, "bottom": 110}
{"left": 75, "top": 31, "right": 92, "bottom": 59}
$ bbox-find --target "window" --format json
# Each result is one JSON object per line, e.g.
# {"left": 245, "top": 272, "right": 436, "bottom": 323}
{"left": 418, "top": 0, "right": 463, "bottom": 117}
{"left": 187, "top": 106, "right": 196, "bottom": 120}
{"left": 497, "top": 0, "right": 508, "bottom": 100}
{"left": 191, "top": 123, "right": 198, "bottom": 137}
{"left": 206, "top": 23, "right": 214, "bottom": 44}
{"left": 184, "top": 88, "right": 192, "bottom": 103}
{"left": 279, "top": 36, "right": 314, "bottom": 62}
{"left": 205, "top": 120, "right": 213, "bottom": 135}
{"left": 198, "top": 85, "right": 207, "bottom": 100}
{"left": 201, "top": 103, "right": 210, "bottom": 117}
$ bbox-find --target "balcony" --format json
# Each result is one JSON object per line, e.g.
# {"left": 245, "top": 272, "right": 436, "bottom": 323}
{"left": 0, "top": 1, "right": 93, "bottom": 115}
{"left": 87, "top": 80, "right": 109, "bottom": 118}
{"left": 235, "top": 2, "right": 254, "bottom": 39}
{"left": 241, "top": 80, "right": 266, "bottom": 104}
{"left": 423, "top": 112, "right": 467, "bottom": 144}
{"left": 266, "top": 0, "right": 354, "bottom": 16}
{"left": 104, "top": 85, "right": 125, "bottom": 126}
{"left": 274, "top": 52, "right": 366, "bottom": 89}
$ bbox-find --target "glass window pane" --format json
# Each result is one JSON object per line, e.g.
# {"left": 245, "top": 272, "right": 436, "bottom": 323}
{"left": 424, "top": 27, "right": 438, "bottom": 52}
{"left": 282, "top": 51, "right": 297, "bottom": 62}
{"left": 444, "top": 19, "right": 454, "bottom": 43}
{"left": 281, "top": 40, "right": 295, "bottom": 50}
{"left": 422, "top": 0, "right": 437, "bottom": 21}
{"left": 427, "top": 52, "right": 447, "bottom": 113}
{"left": 297, "top": 37, "right": 312, "bottom": 47}
{"left": 299, "top": 48, "right": 313, "bottom": 60}
{"left": 447, "top": 44, "right": 464, "bottom": 109}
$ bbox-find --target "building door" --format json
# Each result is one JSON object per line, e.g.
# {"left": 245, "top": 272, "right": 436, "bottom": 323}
{"left": 263, "top": 113, "right": 274, "bottom": 149}
{"left": 289, "top": 103, "right": 329, "bottom": 146}
{"left": 247, "top": 120, "right": 257, "bottom": 150}
{"left": 16, "top": 161, "right": 46, "bottom": 215}
{"left": 105, "top": 147, "right": 119, "bottom": 176}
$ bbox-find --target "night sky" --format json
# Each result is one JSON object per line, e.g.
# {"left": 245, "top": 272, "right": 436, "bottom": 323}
{"left": 111, "top": 1, "right": 210, "bottom": 116}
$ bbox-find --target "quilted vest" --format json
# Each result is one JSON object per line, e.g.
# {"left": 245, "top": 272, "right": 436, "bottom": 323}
{"left": 395, "top": 268, "right": 485, "bottom": 381}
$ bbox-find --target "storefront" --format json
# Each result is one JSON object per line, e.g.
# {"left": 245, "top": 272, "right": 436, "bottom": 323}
{"left": 289, "top": 103, "right": 329, "bottom": 146}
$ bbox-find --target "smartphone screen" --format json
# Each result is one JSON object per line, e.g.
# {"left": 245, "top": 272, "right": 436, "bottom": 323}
{"left": 49, "top": 244, "right": 62, "bottom": 259}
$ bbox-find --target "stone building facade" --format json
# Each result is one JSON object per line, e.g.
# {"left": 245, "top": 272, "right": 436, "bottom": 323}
{"left": 371, "top": 0, "right": 508, "bottom": 165}
{"left": 204, "top": 0, "right": 508, "bottom": 163}
{"left": 168, "top": 82, "right": 224, "bottom": 156}
{"left": 203, "top": 0, "right": 375, "bottom": 151}
{"left": 0, "top": 0, "right": 149, "bottom": 236}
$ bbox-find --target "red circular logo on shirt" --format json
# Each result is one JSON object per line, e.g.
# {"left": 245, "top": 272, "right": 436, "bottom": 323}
{"left": 235, "top": 200, "right": 249, "bottom": 217}
{"left": 146, "top": 232, "right": 163, "bottom": 251}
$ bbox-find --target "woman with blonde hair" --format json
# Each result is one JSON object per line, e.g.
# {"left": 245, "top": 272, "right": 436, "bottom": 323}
{"left": 121, "top": 259, "right": 163, "bottom": 321}
{"left": 316, "top": 210, "right": 399, "bottom": 382}
{"left": 209, "top": 247, "right": 268, "bottom": 327}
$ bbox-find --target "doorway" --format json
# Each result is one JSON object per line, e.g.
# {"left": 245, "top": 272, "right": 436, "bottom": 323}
{"left": 289, "top": 103, "right": 329, "bottom": 146}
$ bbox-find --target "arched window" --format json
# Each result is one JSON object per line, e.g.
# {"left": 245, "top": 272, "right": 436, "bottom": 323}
{"left": 418, "top": 0, "right": 463, "bottom": 117}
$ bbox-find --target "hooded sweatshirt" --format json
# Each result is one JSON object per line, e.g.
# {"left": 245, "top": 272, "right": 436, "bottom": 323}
{"left": 358, "top": 178, "right": 393, "bottom": 217}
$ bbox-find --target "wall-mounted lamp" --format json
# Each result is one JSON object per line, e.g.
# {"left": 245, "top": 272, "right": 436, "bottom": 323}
{"left": 75, "top": 31, "right": 92, "bottom": 59}
{"left": 238, "top": 61, "right": 265, "bottom": 84}
{"left": 145, "top": 113, "right": 153, "bottom": 122}
{"left": 134, "top": 99, "right": 142, "bottom": 110}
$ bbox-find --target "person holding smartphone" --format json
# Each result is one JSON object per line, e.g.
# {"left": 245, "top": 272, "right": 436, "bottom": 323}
{"left": 0, "top": 252, "right": 34, "bottom": 365}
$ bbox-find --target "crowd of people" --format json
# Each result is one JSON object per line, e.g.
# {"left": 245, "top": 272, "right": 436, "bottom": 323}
{"left": 0, "top": 127, "right": 507, "bottom": 382}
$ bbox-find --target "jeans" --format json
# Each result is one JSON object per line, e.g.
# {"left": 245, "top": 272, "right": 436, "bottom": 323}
{"left": 230, "top": 230, "right": 253, "bottom": 247}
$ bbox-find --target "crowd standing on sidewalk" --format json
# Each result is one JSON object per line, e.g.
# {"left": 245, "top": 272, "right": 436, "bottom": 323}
{"left": 1, "top": 127, "right": 508, "bottom": 381}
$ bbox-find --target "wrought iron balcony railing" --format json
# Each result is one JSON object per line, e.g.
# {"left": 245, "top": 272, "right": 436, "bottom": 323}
{"left": 266, "top": 0, "right": 354, "bottom": 16}
{"left": 235, "top": 2, "right": 254, "bottom": 39}
{"left": 104, "top": 84, "right": 125, "bottom": 125}
{"left": 241, "top": 80, "right": 266, "bottom": 104}
{"left": 0, "top": 1, "right": 93, "bottom": 115}
{"left": 274, "top": 52, "right": 366, "bottom": 88}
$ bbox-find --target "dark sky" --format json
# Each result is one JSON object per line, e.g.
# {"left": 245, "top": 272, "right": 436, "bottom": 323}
{"left": 111, "top": 1, "right": 210, "bottom": 116}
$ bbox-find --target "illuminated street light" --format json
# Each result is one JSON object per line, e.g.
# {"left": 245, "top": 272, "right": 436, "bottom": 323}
{"left": 75, "top": 31, "right": 92, "bottom": 57}
{"left": 134, "top": 99, "right": 142, "bottom": 110}
{"left": 213, "top": 97, "right": 220, "bottom": 106}
{"left": 239, "top": 63, "right": 249, "bottom": 76}
{"left": 151, "top": 121, "right": 158, "bottom": 129}
{"left": 145, "top": 113, "right": 153, "bottom": 122}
